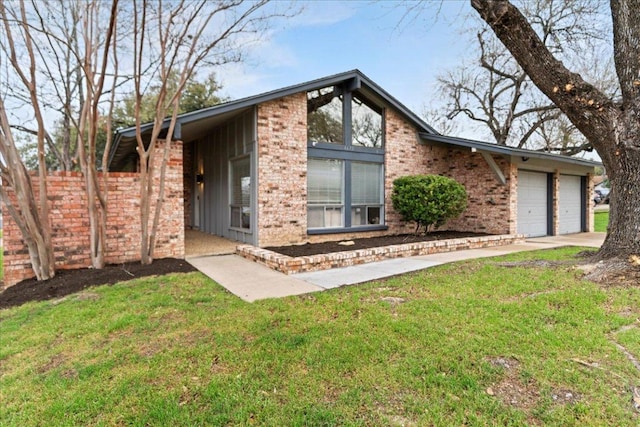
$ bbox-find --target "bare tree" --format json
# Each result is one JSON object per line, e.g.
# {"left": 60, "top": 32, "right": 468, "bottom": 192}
{"left": 436, "top": 0, "right": 614, "bottom": 154}
{"left": 0, "top": 1, "right": 55, "bottom": 280}
{"left": 471, "top": 0, "right": 640, "bottom": 262}
{"left": 1, "top": 0, "right": 121, "bottom": 275}
{"left": 73, "top": 0, "right": 120, "bottom": 269}
{"left": 438, "top": 31, "right": 560, "bottom": 148}
{"left": 129, "top": 0, "right": 282, "bottom": 264}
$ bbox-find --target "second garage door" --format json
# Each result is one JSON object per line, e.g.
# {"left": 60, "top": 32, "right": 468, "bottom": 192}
{"left": 517, "top": 170, "right": 549, "bottom": 237}
{"left": 559, "top": 175, "right": 583, "bottom": 234}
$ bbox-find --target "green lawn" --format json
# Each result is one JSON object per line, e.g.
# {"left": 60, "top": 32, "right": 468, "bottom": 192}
{"left": 2, "top": 247, "right": 640, "bottom": 426}
{"left": 595, "top": 211, "right": 609, "bottom": 232}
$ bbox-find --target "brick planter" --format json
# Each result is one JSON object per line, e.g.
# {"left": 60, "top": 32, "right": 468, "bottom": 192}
{"left": 237, "top": 234, "right": 525, "bottom": 275}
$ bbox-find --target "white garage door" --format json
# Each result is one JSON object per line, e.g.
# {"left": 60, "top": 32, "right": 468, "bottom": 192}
{"left": 559, "top": 175, "right": 583, "bottom": 234}
{"left": 517, "top": 170, "right": 548, "bottom": 237}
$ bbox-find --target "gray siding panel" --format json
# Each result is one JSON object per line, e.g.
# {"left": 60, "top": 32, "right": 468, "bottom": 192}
{"left": 195, "top": 110, "right": 256, "bottom": 245}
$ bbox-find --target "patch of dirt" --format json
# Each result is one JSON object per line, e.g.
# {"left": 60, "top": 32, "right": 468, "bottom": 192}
{"left": 486, "top": 356, "right": 581, "bottom": 424}
{"left": 265, "top": 231, "right": 490, "bottom": 257}
{"left": 0, "top": 258, "right": 196, "bottom": 310}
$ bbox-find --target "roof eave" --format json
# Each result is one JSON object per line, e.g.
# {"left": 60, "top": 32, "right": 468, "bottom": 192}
{"left": 420, "top": 133, "right": 602, "bottom": 168}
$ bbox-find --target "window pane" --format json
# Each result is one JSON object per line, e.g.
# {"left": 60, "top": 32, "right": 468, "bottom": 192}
{"left": 308, "top": 158, "right": 343, "bottom": 204}
{"left": 307, "top": 87, "right": 343, "bottom": 144}
{"left": 351, "top": 206, "right": 381, "bottom": 225}
{"left": 352, "top": 95, "right": 382, "bottom": 148}
{"left": 230, "top": 206, "right": 241, "bottom": 228}
{"left": 351, "top": 206, "right": 365, "bottom": 225}
{"left": 231, "top": 156, "right": 250, "bottom": 206}
{"left": 308, "top": 206, "right": 324, "bottom": 228}
{"left": 230, "top": 156, "right": 250, "bottom": 230}
{"left": 367, "top": 206, "right": 381, "bottom": 224}
{"left": 325, "top": 207, "right": 343, "bottom": 227}
{"left": 351, "top": 162, "right": 382, "bottom": 205}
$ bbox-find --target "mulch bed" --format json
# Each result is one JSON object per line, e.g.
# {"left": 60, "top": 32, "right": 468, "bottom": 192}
{"left": 0, "top": 258, "right": 196, "bottom": 310}
{"left": 265, "top": 231, "right": 489, "bottom": 257}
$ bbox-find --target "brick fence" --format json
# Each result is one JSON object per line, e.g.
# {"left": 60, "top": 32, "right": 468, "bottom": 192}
{"left": 2, "top": 140, "right": 184, "bottom": 288}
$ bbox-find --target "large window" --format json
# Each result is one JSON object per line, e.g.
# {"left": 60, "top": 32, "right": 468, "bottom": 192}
{"left": 307, "top": 159, "right": 383, "bottom": 230}
{"left": 306, "top": 85, "right": 385, "bottom": 232}
{"left": 230, "top": 156, "right": 251, "bottom": 230}
{"left": 307, "top": 158, "right": 344, "bottom": 228}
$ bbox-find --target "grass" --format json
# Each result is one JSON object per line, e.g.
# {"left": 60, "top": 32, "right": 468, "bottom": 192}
{"left": 2, "top": 247, "right": 640, "bottom": 426}
{"left": 595, "top": 211, "right": 609, "bottom": 233}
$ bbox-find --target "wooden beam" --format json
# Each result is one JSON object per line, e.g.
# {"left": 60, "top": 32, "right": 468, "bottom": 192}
{"left": 481, "top": 151, "right": 506, "bottom": 185}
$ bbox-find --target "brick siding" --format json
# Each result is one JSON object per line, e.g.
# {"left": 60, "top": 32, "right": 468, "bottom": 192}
{"left": 2, "top": 140, "right": 184, "bottom": 288}
{"left": 256, "top": 93, "right": 309, "bottom": 247}
{"left": 253, "top": 97, "right": 515, "bottom": 247}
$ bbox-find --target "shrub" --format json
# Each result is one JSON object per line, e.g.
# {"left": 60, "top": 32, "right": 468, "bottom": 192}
{"left": 391, "top": 175, "right": 468, "bottom": 234}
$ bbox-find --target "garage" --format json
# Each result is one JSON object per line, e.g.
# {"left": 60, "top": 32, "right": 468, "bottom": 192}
{"left": 517, "top": 170, "right": 550, "bottom": 237}
{"left": 559, "top": 174, "right": 584, "bottom": 234}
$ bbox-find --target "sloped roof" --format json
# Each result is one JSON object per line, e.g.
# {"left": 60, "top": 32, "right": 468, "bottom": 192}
{"left": 421, "top": 133, "right": 600, "bottom": 168}
{"left": 109, "top": 69, "right": 438, "bottom": 170}
{"left": 109, "top": 69, "right": 600, "bottom": 171}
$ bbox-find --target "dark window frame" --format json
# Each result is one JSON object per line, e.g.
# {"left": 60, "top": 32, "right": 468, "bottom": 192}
{"left": 306, "top": 85, "right": 387, "bottom": 234}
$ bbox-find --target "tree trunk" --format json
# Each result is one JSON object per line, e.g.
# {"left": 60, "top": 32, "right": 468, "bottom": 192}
{"left": 139, "top": 152, "right": 153, "bottom": 265}
{"left": 471, "top": 0, "right": 640, "bottom": 259}
{"left": 598, "top": 117, "right": 640, "bottom": 258}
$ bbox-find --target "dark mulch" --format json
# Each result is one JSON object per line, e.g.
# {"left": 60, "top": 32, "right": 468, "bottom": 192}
{"left": 0, "top": 258, "right": 196, "bottom": 310}
{"left": 265, "top": 231, "right": 490, "bottom": 257}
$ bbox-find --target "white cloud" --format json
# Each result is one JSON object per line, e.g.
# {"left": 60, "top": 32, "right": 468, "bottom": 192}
{"left": 288, "top": 1, "right": 358, "bottom": 27}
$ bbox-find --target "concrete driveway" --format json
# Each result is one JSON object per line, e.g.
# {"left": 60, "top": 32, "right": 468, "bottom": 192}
{"left": 187, "top": 232, "right": 606, "bottom": 302}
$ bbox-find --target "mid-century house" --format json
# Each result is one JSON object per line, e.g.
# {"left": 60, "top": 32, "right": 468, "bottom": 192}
{"left": 2, "top": 69, "right": 599, "bottom": 286}
{"left": 111, "top": 69, "right": 599, "bottom": 244}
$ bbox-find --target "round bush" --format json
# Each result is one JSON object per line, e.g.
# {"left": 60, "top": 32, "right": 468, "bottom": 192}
{"left": 391, "top": 175, "right": 468, "bottom": 233}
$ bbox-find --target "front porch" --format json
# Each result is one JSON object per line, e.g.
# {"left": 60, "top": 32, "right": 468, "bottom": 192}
{"left": 185, "top": 229, "right": 238, "bottom": 257}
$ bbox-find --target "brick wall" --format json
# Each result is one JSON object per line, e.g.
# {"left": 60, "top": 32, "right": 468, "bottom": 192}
{"left": 253, "top": 96, "right": 515, "bottom": 247}
{"left": 384, "top": 109, "right": 513, "bottom": 235}
{"left": 429, "top": 149, "right": 514, "bottom": 235}
{"left": 384, "top": 108, "right": 432, "bottom": 235}
{"left": 256, "top": 93, "right": 309, "bottom": 247}
{"left": 2, "top": 140, "right": 184, "bottom": 288}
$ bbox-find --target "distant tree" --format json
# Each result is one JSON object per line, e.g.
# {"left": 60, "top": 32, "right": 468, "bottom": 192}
{"left": 113, "top": 73, "right": 226, "bottom": 128}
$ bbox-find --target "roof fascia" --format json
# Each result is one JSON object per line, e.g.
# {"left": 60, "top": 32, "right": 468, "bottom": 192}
{"left": 420, "top": 133, "right": 601, "bottom": 168}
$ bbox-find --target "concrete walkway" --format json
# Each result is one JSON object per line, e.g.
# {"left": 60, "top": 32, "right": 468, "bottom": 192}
{"left": 186, "top": 233, "right": 605, "bottom": 302}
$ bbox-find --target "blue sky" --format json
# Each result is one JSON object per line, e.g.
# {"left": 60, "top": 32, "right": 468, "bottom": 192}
{"left": 217, "top": 0, "right": 475, "bottom": 116}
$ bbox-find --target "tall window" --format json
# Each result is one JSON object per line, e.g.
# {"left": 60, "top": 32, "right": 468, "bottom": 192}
{"left": 230, "top": 156, "right": 251, "bottom": 229}
{"left": 351, "top": 162, "right": 383, "bottom": 225}
{"left": 307, "top": 158, "right": 344, "bottom": 228}
{"left": 306, "top": 85, "right": 385, "bottom": 232}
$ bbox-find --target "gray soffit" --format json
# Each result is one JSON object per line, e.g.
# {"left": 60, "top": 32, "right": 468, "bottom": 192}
{"left": 109, "top": 69, "right": 439, "bottom": 170}
{"left": 420, "top": 133, "right": 602, "bottom": 169}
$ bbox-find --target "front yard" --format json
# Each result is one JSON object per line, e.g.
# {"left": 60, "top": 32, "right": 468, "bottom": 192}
{"left": 1, "top": 247, "right": 639, "bottom": 426}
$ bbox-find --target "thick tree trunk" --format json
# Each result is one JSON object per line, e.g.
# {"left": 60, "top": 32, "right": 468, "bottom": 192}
{"left": 598, "top": 119, "right": 640, "bottom": 258}
{"left": 471, "top": 0, "right": 640, "bottom": 260}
